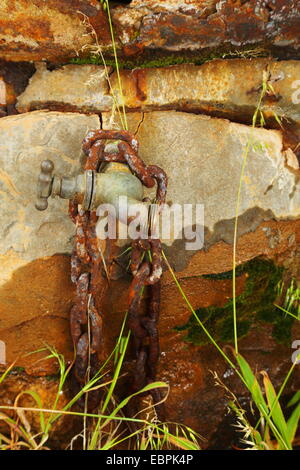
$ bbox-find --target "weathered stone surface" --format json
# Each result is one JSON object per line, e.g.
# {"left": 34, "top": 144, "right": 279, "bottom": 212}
{"left": 102, "top": 111, "right": 300, "bottom": 262}
{"left": 0, "top": 255, "right": 74, "bottom": 375}
{"left": 18, "top": 59, "right": 300, "bottom": 159}
{"left": 111, "top": 59, "right": 300, "bottom": 122}
{"left": 2, "top": 1, "right": 300, "bottom": 63}
{"left": 0, "top": 111, "right": 99, "bottom": 276}
{"left": 0, "top": 111, "right": 99, "bottom": 373}
{"left": 101, "top": 255, "right": 300, "bottom": 447}
{"left": 17, "top": 63, "right": 113, "bottom": 113}
{"left": 129, "top": 0, "right": 217, "bottom": 14}
{"left": 159, "top": 324, "right": 300, "bottom": 447}
{"left": 1, "top": 313, "right": 299, "bottom": 448}
{"left": 112, "top": 0, "right": 300, "bottom": 60}
{"left": 0, "top": 370, "right": 75, "bottom": 444}
{"left": 0, "top": 0, "right": 110, "bottom": 62}
{"left": 0, "top": 109, "right": 299, "bottom": 447}
{"left": 164, "top": 219, "right": 300, "bottom": 281}
{"left": 0, "top": 108, "right": 299, "bottom": 378}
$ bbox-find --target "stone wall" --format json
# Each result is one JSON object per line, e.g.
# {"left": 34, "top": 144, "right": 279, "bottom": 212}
{"left": 0, "top": 0, "right": 300, "bottom": 448}
{"left": 1, "top": 1, "right": 300, "bottom": 63}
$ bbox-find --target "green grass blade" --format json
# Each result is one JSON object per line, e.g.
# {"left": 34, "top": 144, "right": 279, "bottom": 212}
{"left": 103, "top": 0, "right": 128, "bottom": 130}
{"left": 261, "top": 371, "right": 289, "bottom": 446}
{"left": 286, "top": 402, "right": 300, "bottom": 444}
{"left": 104, "top": 381, "right": 167, "bottom": 419}
{"left": 236, "top": 354, "right": 268, "bottom": 414}
{"left": 0, "top": 362, "right": 16, "bottom": 385}
{"left": 275, "top": 304, "right": 299, "bottom": 321}
{"left": 16, "top": 390, "right": 46, "bottom": 435}
{"left": 288, "top": 390, "right": 300, "bottom": 408}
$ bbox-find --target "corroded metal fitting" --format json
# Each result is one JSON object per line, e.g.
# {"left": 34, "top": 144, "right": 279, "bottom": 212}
{"left": 35, "top": 159, "right": 144, "bottom": 212}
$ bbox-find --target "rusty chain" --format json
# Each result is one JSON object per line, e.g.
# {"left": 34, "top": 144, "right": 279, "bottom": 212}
{"left": 70, "top": 129, "right": 167, "bottom": 412}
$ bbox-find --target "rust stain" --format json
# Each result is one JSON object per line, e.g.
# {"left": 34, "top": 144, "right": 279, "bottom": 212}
{"left": 0, "top": 255, "right": 75, "bottom": 375}
{"left": 117, "top": 0, "right": 300, "bottom": 57}
{"left": 78, "top": 129, "right": 167, "bottom": 411}
{"left": 0, "top": 18, "right": 52, "bottom": 43}
{"left": 36, "top": 0, "right": 101, "bottom": 17}
{"left": 0, "top": 0, "right": 110, "bottom": 62}
{"left": 132, "top": 69, "right": 147, "bottom": 102}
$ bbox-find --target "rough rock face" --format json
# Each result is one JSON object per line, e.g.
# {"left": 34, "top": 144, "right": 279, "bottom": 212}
{"left": 17, "top": 59, "right": 300, "bottom": 128}
{"left": 0, "top": 111, "right": 99, "bottom": 270}
{"left": 112, "top": 0, "right": 300, "bottom": 60}
{"left": 102, "top": 111, "right": 300, "bottom": 254}
{"left": 110, "top": 59, "right": 300, "bottom": 123}
{"left": 0, "top": 111, "right": 99, "bottom": 373}
{"left": 0, "top": 255, "right": 75, "bottom": 374}
{"left": 0, "top": 1, "right": 300, "bottom": 63}
{"left": 0, "top": 109, "right": 299, "bottom": 379}
{"left": 129, "top": 0, "right": 218, "bottom": 13}
{"left": 17, "top": 63, "right": 113, "bottom": 113}
{"left": 1, "top": 54, "right": 300, "bottom": 445}
{"left": 0, "top": 0, "right": 110, "bottom": 62}
{"left": 0, "top": 371, "right": 75, "bottom": 443}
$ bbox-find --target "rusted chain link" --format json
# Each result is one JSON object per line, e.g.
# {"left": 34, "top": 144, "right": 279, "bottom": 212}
{"left": 69, "top": 144, "right": 106, "bottom": 408}
{"left": 70, "top": 129, "right": 167, "bottom": 412}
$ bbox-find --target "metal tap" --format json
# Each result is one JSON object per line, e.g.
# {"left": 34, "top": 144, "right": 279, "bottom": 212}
{"left": 35, "top": 154, "right": 146, "bottom": 221}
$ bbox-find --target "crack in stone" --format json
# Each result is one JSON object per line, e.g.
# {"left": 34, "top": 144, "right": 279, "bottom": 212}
{"left": 134, "top": 110, "right": 145, "bottom": 134}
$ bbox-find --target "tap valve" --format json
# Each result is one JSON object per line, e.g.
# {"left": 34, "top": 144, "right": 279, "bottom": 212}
{"left": 35, "top": 159, "right": 55, "bottom": 211}
{"left": 35, "top": 158, "right": 144, "bottom": 216}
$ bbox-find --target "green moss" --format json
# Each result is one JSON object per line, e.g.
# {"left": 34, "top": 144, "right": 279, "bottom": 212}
{"left": 202, "top": 264, "right": 245, "bottom": 280}
{"left": 273, "top": 316, "right": 295, "bottom": 344}
{"left": 220, "top": 317, "right": 252, "bottom": 342}
{"left": 69, "top": 54, "right": 197, "bottom": 69}
{"left": 133, "top": 55, "right": 194, "bottom": 69}
{"left": 68, "top": 45, "right": 268, "bottom": 70}
{"left": 45, "top": 374, "right": 59, "bottom": 382}
{"left": 70, "top": 55, "right": 111, "bottom": 66}
{"left": 256, "top": 307, "right": 276, "bottom": 323}
{"left": 176, "top": 258, "right": 294, "bottom": 346}
{"left": 6, "top": 366, "right": 25, "bottom": 376}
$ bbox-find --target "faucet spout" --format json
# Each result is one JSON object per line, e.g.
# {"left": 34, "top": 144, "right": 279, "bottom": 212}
{"left": 35, "top": 159, "right": 145, "bottom": 214}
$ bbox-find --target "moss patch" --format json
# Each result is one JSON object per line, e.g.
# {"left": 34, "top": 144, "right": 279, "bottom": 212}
{"left": 69, "top": 46, "right": 268, "bottom": 70}
{"left": 70, "top": 53, "right": 198, "bottom": 69}
{"left": 176, "top": 258, "right": 294, "bottom": 346}
{"left": 9, "top": 366, "right": 25, "bottom": 375}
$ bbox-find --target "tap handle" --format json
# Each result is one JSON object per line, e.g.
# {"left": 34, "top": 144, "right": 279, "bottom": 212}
{"left": 35, "top": 160, "right": 55, "bottom": 211}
